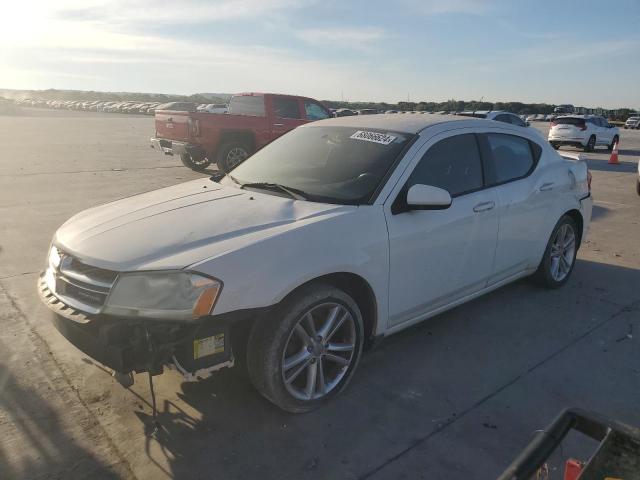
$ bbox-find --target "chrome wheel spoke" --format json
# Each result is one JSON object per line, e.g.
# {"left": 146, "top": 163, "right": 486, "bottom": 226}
{"left": 550, "top": 256, "right": 561, "bottom": 279}
{"left": 317, "top": 305, "right": 340, "bottom": 339}
{"left": 327, "top": 342, "right": 354, "bottom": 352}
{"left": 285, "top": 357, "right": 312, "bottom": 384}
{"left": 284, "top": 349, "right": 311, "bottom": 371}
{"left": 304, "top": 362, "right": 318, "bottom": 399}
{"left": 317, "top": 359, "right": 326, "bottom": 395}
{"left": 294, "top": 323, "right": 311, "bottom": 345}
{"left": 324, "top": 353, "right": 349, "bottom": 366}
{"left": 325, "top": 312, "right": 347, "bottom": 342}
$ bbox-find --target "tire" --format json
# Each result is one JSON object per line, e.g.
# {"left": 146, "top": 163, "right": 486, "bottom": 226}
{"left": 608, "top": 135, "right": 619, "bottom": 152}
{"left": 180, "top": 152, "right": 212, "bottom": 172}
{"left": 583, "top": 135, "right": 596, "bottom": 152}
{"left": 247, "top": 284, "right": 364, "bottom": 413}
{"left": 216, "top": 141, "right": 252, "bottom": 173}
{"left": 636, "top": 179, "right": 640, "bottom": 196}
{"left": 551, "top": 143, "right": 560, "bottom": 150}
{"left": 533, "top": 215, "right": 579, "bottom": 289}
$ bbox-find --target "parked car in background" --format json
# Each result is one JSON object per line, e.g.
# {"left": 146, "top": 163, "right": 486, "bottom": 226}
{"left": 457, "top": 111, "right": 529, "bottom": 127}
{"left": 554, "top": 104, "right": 575, "bottom": 114}
{"left": 40, "top": 114, "right": 592, "bottom": 412}
{"left": 202, "top": 103, "right": 228, "bottom": 113}
{"left": 151, "top": 92, "right": 332, "bottom": 172}
{"left": 357, "top": 109, "right": 377, "bottom": 115}
{"left": 548, "top": 115, "right": 619, "bottom": 151}
{"left": 624, "top": 116, "right": 640, "bottom": 129}
{"left": 335, "top": 108, "right": 357, "bottom": 117}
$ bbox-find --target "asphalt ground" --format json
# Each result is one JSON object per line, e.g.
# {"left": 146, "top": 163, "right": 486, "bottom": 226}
{"left": 1, "top": 108, "right": 639, "bottom": 479}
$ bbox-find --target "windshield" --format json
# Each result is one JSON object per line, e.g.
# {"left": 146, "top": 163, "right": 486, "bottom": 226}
{"left": 226, "top": 126, "right": 414, "bottom": 204}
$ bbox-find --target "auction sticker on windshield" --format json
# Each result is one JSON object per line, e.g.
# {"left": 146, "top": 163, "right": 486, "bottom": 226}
{"left": 350, "top": 130, "right": 397, "bottom": 145}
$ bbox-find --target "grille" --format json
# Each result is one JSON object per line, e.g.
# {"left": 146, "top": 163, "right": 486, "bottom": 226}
{"left": 52, "top": 254, "right": 118, "bottom": 312}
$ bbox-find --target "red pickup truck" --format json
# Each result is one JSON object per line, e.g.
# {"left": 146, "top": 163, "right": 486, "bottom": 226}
{"left": 150, "top": 93, "right": 332, "bottom": 172}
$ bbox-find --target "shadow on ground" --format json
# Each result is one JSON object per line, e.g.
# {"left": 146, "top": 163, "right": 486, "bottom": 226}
{"left": 0, "top": 366, "right": 120, "bottom": 480}
{"left": 585, "top": 158, "right": 637, "bottom": 173}
{"left": 128, "top": 259, "right": 639, "bottom": 479}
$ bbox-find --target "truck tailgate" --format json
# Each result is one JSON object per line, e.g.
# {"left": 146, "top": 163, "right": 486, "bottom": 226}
{"left": 155, "top": 111, "right": 191, "bottom": 142}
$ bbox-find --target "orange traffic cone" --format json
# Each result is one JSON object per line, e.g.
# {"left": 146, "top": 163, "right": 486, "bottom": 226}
{"left": 608, "top": 140, "right": 619, "bottom": 164}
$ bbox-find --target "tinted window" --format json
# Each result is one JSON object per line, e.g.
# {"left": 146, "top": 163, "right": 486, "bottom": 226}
{"left": 274, "top": 97, "right": 301, "bottom": 119}
{"left": 408, "top": 134, "right": 483, "bottom": 197}
{"left": 509, "top": 114, "right": 526, "bottom": 127}
{"left": 555, "top": 117, "right": 585, "bottom": 126}
{"left": 485, "top": 133, "right": 535, "bottom": 184}
{"left": 229, "top": 96, "right": 265, "bottom": 116}
{"left": 304, "top": 101, "right": 330, "bottom": 120}
{"left": 494, "top": 114, "right": 510, "bottom": 124}
{"left": 229, "top": 126, "right": 413, "bottom": 204}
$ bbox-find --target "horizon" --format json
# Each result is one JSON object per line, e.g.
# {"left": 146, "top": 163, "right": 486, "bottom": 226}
{"left": 2, "top": 0, "right": 640, "bottom": 109}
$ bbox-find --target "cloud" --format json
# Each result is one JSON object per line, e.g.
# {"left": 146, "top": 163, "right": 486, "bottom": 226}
{"left": 401, "top": 0, "right": 493, "bottom": 16}
{"left": 294, "top": 27, "right": 385, "bottom": 50}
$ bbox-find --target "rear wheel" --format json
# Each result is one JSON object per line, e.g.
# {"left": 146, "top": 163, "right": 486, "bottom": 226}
{"left": 584, "top": 135, "right": 596, "bottom": 152}
{"left": 533, "top": 215, "right": 578, "bottom": 289}
{"left": 217, "top": 141, "right": 252, "bottom": 173}
{"left": 608, "top": 135, "right": 619, "bottom": 152}
{"left": 180, "top": 152, "right": 212, "bottom": 172}
{"left": 247, "top": 284, "right": 364, "bottom": 413}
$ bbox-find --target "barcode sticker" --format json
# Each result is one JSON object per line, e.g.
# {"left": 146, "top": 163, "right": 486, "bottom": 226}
{"left": 350, "top": 130, "right": 397, "bottom": 145}
{"left": 193, "top": 333, "right": 225, "bottom": 359}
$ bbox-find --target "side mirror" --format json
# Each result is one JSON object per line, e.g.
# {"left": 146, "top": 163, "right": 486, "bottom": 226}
{"left": 406, "top": 184, "right": 452, "bottom": 210}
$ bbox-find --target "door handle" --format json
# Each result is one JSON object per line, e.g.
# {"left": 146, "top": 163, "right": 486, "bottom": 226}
{"left": 473, "top": 201, "right": 495, "bottom": 213}
{"left": 539, "top": 182, "right": 555, "bottom": 191}
{"left": 273, "top": 123, "right": 284, "bottom": 127}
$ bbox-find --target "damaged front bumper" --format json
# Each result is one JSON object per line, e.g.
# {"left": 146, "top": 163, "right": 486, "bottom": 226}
{"left": 38, "top": 274, "right": 237, "bottom": 380}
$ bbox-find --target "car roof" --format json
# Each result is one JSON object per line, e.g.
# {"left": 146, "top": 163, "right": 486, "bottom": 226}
{"left": 305, "top": 113, "right": 503, "bottom": 134}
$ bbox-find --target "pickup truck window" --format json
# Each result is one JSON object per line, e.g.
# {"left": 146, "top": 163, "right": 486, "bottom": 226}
{"left": 273, "top": 97, "right": 301, "bottom": 119}
{"left": 304, "top": 101, "right": 331, "bottom": 120}
{"left": 228, "top": 126, "right": 413, "bottom": 204}
{"left": 228, "top": 96, "right": 265, "bottom": 117}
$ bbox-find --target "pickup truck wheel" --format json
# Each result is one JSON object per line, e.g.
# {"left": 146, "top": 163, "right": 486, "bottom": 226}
{"left": 247, "top": 284, "right": 364, "bottom": 413}
{"left": 533, "top": 215, "right": 578, "bottom": 289}
{"left": 217, "top": 141, "right": 252, "bottom": 173}
{"left": 180, "top": 153, "right": 212, "bottom": 172}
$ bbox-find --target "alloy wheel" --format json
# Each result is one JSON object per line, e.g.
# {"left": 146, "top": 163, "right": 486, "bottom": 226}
{"left": 281, "top": 302, "right": 356, "bottom": 401}
{"left": 549, "top": 223, "right": 576, "bottom": 282}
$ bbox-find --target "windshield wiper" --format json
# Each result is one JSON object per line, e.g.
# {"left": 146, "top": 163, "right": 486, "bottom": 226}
{"left": 240, "top": 182, "right": 309, "bottom": 200}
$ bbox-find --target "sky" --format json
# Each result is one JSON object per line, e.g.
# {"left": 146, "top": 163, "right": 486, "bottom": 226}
{"left": 1, "top": 0, "right": 639, "bottom": 108}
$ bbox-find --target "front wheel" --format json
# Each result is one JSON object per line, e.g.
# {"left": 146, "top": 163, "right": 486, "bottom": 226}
{"left": 608, "top": 135, "right": 619, "bottom": 152}
{"left": 180, "top": 153, "right": 212, "bottom": 172}
{"left": 533, "top": 215, "right": 579, "bottom": 289}
{"left": 247, "top": 284, "right": 364, "bottom": 413}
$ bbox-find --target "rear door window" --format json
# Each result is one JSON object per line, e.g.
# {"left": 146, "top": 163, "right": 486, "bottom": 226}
{"left": 555, "top": 117, "right": 585, "bottom": 126}
{"left": 408, "top": 134, "right": 483, "bottom": 197}
{"left": 508, "top": 114, "right": 526, "bottom": 127}
{"left": 229, "top": 96, "right": 265, "bottom": 116}
{"left": 304, "top": 101, "right": 331, "bottom": 120}
{"left": 273, "top": 97, "right": 302, "bottom": 119}
{"left": 482, "top": 133, "right": 537, "bottom": 185}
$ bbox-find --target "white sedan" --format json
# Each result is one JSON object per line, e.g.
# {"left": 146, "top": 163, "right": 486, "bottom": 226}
{"left": 39, "top": 115, "right": 592, "bottom": 412}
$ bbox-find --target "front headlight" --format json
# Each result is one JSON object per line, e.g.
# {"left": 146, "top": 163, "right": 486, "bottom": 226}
{"left": 103, "top": 271, "right": 222, "bottom": 321}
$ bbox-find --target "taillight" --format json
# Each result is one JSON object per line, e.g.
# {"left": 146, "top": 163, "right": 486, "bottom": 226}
{"left": 587, "top": 170, "right": 592, "bottom": 192}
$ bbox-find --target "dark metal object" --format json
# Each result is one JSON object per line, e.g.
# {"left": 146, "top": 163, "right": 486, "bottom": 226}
{"left": 498, "top": 408, "right": 640, "bottom": 480}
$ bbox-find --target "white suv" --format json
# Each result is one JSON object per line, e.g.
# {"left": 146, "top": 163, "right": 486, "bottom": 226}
{"left": 548, "top": 115, "right": 619, "bottom": 152}
{"left": 624, "top": 116, "right": 640, "bottom": 129}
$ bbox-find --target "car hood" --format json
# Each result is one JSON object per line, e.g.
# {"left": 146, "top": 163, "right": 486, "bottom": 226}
{"left": 54, "top": 179, "right": 354, "bottom": 271}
